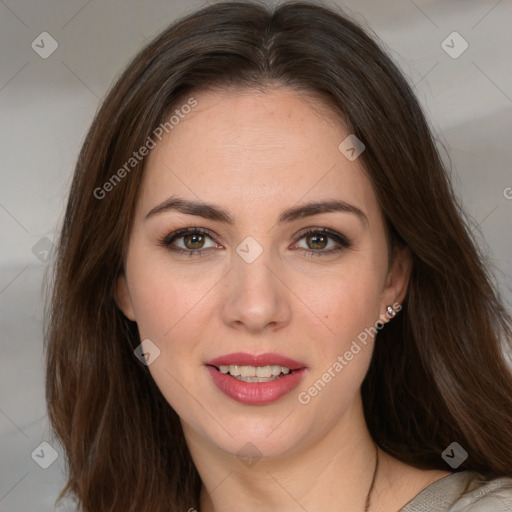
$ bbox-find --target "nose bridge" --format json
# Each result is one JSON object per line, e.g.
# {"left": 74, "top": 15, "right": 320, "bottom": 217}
{"left": 222, "top": 235, "right": 291, "bottom": 331}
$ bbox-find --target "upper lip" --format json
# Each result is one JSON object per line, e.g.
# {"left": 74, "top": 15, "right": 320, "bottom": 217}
{"left": 206, "top": 352, "right": 307, "bottom": 370}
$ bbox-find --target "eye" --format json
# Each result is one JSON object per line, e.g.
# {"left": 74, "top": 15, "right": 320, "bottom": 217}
{"left": 158, "top": 227, "right": 351, "bottom": 258}
{"left": 158, "top": 228, "right": 221, "bottom": 256}
{"left": 292, "top": 228, "right": 351, "bottom": 257}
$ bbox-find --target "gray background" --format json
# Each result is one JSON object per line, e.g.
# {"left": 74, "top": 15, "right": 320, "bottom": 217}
{"left": 1, "top": 0, "right": 511, "bottom": 510}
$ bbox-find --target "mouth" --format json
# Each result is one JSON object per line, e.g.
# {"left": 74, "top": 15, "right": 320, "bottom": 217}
{"left": 205, "top": 353, "right": 308, "bottom": 405}
{"left": 213, "top": 364, "right": 294, "bottom": 382}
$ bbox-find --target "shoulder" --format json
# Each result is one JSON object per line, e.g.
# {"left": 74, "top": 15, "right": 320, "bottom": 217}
{"left": 400, "top": 471, "right": 512, "bottom": 512}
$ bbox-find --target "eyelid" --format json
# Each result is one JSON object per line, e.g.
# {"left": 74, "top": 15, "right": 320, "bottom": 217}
{"left": 292, "top": 227, "right": 352, "bottom": 252}
{"left": 159, "top": 227, "right": 221, "bottom": 250}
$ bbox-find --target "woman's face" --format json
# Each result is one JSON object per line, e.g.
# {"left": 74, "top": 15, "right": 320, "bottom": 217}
{"left": 117, "top": 87, "right": 410, "bottom": 461}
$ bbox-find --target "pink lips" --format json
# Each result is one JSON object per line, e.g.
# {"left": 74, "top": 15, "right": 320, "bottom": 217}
{"left": 206, "top": 352, "right": 306, "bottom": 370}
{"left": 205, "top": 352, "right": 308, "bottom": 405}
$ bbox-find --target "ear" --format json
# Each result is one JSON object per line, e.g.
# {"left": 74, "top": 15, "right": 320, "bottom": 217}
{"left": 115, "top": 273, "right": 136, "bottom": 321}
{"left": 379, "top": 245, "right": 412, "bottom": 322}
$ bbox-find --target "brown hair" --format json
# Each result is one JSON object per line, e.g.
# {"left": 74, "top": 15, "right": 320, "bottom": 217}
{"left": 44, "top": 1, "right": 512, "bottom": 510}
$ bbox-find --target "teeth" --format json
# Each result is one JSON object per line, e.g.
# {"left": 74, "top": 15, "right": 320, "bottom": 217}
{"left": 240, "top": 365, "right": 254, "bottom": 378}
{"left": 256, "top": 366, "right": 272, "bottom": 377}
{"left": 235, "top": 376, "right": 278, "bottom": 382}
{"left": 217, "top": 364, "right": 292, "bottom": 378}
{"left": 229, "top": 365, "right": 240, "bottom": 376}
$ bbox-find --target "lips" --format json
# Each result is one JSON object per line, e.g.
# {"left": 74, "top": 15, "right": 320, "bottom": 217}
{"left": 206, "top": 352, "right": 306, "bottom": 370}
{"left": 205, "top": 352, "right": 308, "bottom": 405}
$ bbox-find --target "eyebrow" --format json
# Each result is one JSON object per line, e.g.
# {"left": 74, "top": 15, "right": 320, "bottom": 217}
{"left": 145, "top": 196, "right": 367, "bottom": 226}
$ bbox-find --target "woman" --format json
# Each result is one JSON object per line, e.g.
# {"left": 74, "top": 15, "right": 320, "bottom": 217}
{"left": 44, "top": 1, "right": 512, "bottom": 511}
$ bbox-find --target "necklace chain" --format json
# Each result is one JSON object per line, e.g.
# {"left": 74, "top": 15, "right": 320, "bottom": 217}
{"left": 199, "top": 443, "right": 380, "bottom": 512}
{"left": 364, "top": 444, "right": 379, "bottom": 512}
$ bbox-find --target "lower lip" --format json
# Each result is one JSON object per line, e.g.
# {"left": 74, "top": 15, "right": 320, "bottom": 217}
{"left": 206, "top": 366, "right": 307, "bottom": 405}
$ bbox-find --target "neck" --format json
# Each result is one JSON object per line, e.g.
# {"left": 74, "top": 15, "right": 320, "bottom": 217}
{"left": 184, "top": 396, "right": 383, "bottom": 512}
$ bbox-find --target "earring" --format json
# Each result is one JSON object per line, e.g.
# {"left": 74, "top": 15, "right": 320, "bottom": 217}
{"left": 378, "top": 305, "right": 400, "bottom": 329}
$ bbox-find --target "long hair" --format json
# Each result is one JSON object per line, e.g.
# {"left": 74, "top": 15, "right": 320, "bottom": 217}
{"left": 44, "top": 1, "right": 512, "bottom": 510}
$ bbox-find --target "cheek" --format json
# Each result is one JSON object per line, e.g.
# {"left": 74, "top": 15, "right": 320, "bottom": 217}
{"left": 126, "top": 250, "right": 219, "bottom": 340}
{"left": 294, "top": 267, "right": 383, "bottom": 421}
{"left": 126, "top": 266, "right": 213, "bottom": 423}
{"left": 292, "top": 260, "right": 384, "bottom": 352}
{"left": 125, "top": 247, "right": 219, "bottom": 351}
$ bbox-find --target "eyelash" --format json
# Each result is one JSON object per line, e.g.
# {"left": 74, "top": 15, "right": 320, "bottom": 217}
{"left": 157, "top": 227, "right": 352, "bottom": 258}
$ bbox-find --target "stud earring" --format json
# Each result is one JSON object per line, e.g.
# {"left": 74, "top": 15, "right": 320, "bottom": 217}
{"left": 387, "top": 305, "right": 395, "bottom": 316}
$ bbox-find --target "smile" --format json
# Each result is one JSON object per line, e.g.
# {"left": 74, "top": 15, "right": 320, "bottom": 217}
{"left": 219, "top": 364, "right": 291, "bottom": 382}
{"left": 205, "top": 353, "right": 308, "bottom": 405}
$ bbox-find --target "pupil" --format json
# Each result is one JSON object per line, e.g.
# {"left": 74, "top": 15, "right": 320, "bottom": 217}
{"left": 185, "top": 233, "right": 204, "bottom": 249}
{"left": 308, "top": 234, "right": 327, "bottom": 250}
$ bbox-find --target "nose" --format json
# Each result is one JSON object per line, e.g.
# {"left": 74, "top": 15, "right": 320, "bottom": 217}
{"left": 221, "top": 247, "right": 292, "bottom": 334}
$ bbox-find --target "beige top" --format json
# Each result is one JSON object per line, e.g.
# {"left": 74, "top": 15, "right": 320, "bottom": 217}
{"left": 399, "top": 471, "right": 512, "bottom": 511}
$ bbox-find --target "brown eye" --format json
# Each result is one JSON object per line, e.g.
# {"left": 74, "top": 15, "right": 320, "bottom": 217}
{"left": 306, "top": 233, "right": 328, "bottom": 250}
{"left": 159, "top": 228, "right": 219, "bottom": 255}
{"left": 293, "top": 228, "right": 352, "bottom": 256}
{"left": 183, "top": 233, "right": 206, "bottom": 250}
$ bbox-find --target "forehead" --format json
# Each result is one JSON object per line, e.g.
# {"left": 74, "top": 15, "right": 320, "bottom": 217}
{"left": 137, "top": 87, "right": 381, "bottom": 226}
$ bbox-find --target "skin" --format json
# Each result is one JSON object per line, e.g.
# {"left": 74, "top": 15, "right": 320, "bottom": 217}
{"left": 116, "top": 87, "right": 452, "bottom": 511}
